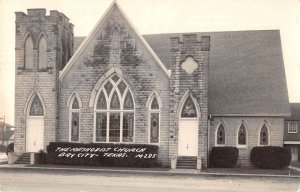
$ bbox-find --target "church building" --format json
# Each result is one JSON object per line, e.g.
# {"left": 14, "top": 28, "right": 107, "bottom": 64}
{"left": 14, "top": 1, "right": 290, "bottom": 168}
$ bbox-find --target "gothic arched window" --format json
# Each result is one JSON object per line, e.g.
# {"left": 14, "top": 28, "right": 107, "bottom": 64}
{"left": 69, "top": 96, "right": 80, "bottom": 142}
{"left": 148, "top": 95, "right": 160, "bottom": 143}
{"left": 29, "top": 95, "right": 44, "bottom": 116}
{"left": 38, "top": 36, "right": 47, "bottom": 70}
{"left": 25, "top": 36, "right": 34, "bottom": 69}
{"left": 260, "top": 123, "right": 269, "bottom": 145}
{"left": 238, "top": 123, "right": 247, "bottom": 146}
{"left": 216, "top": 123, "right": 226, "bottom": 145}
{"left": 181, "top": 96, "right": 197, "bottom": 118}
{"left": 95, "top": 75, "right": 134, "bottom": 142}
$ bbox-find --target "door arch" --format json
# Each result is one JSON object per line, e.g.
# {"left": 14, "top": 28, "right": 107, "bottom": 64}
{"left": 26, "top": 93, "right": 45, "bottom": 152}
{"left": 178, "top": 91, "right": 200, "bottom": 156}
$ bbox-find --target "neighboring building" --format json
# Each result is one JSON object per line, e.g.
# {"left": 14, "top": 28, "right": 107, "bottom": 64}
{"left": 284, "top": 103, "right": 300, "bottom": 161}
{"left": 14, "top": 2, "right": 290, "bottom": 168}
{"left": 0, "top": 122, "right": 15, "bottom": 147}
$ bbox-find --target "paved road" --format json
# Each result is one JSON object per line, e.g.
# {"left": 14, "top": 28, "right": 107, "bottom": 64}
{"left": 0, "top": 169, "right": 299, "bottom": 192}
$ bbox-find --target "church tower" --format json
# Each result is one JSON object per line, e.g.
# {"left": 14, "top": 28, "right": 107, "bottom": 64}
{"left": 14, "top": 9, "right": 73, "bottom": 154}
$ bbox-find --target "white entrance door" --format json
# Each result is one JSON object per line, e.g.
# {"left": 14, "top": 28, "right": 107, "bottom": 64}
{"left": 26, "top": 117, "right": 44, "bottom": 152}
{"left": 178, "top": 120, "right": 198, "bottom": 156}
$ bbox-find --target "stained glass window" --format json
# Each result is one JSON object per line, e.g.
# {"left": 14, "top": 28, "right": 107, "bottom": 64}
{"left": 123, "top": 113, "right": 134, "bottom": 142}
{"left": 117, "top": 80, "right": 127, "bottom": 96}
{"left": 71, "top": 112, "right": 79, "bottom": 142}
{"left": 111, "top": 75, "right": 120, "bottom": 83}
{"left": 260, "top": 124, "right": 269, "bottom": 145}
{"left": 238, "top": 123, "right": 247, "bottom": 145}
{"left": 96, "top": 113, "right": 107, "bottom": 142}
{"left": 29, "top": 95, "right": 44, "bottom": 116}
{"left": 151, "top": 97, "right": 159, "bottom": 109}
{"left": 96, "top": 91, "right": 107, "bottom": 109}
{"left": 72, "top": 97, "right": 79, "bottom": 109}
{"left": 95, "top": 75, "right": 134, "bottom": 143}
{"left": 124, "top": 91, "right": 134, "bottom": 109}
{"left": 150, "top": 113, "right": 159, "bottom": 143}
{"left": 110, "top": 91, "right": 120, "bottom": 109}
{"left": 104, "top": 81, "right": 113, "bottom": 96}
{"left": 217, "top": 124, "right": 225, "bottom": 145}
{"left": 109, "top": 113, "right": 120, "bottom": 142}
{"left": 181, "top": 96, "right": 197, "bottom": 118}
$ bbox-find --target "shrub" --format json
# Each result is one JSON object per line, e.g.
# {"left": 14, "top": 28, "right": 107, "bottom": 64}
{"left": 46, "top": 142, "right": 159, "bottom": 168}
{"left": 6, "top": 142, "right": 14, "bottom": 155}
{"left": 35, "top": 149, "right": 47, "bottom": 164}
{"left": 250, "top": 146, "right": 291, "bottom": 169}
{"left": 209, "top": 147, "right": 239, "bottom": 168}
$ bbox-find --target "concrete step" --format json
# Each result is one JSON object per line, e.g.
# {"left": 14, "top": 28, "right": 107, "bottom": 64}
{"left": 176, "top": 156, "right": 197, "bottom": 169}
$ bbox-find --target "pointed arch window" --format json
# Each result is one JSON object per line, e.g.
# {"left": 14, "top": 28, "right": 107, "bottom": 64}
{"left": 238, "top": 123, "right": 247, "bottom": 146}
{"left": 216, "top": 123, "right": 226, "bottom": 145}
{"left": 95, "top": 75, "right": 134, "bottom": 143}
{"left": 38, "top": 36, "right": 47, "bottom": 70}
{"left": 25, "top": 36, "right": 34, "bottom": 69}
{"left": 69, "top": 95, "right": 81, "bottom": 142}
{"left": 260, "top": 123, "right": 269, "bottom": 145}
{"left": 29, "top": 95, "right": 44, "bottom": 116}
{"left": 181, "top": 96, "right": 197, "bottom": 118}
{"left": 148, "top": 94, "right": 161, "bottom": 143}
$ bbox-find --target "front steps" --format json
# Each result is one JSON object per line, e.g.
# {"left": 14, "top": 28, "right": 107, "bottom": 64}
{"left": 176, "top": 156, "right": 197, "bottom": 169}
{"left": 14, "top": 153, "right": 30, "bottom": 164}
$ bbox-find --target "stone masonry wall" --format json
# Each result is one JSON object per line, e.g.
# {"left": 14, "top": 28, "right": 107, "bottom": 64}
{"left": 58, "top": 7, "right": 170, "bottom": 166}
{"left": 14, "top": 9, "right": 73, "bottom": 153}
{"left": 169, "top": 34, "right": 210, "bottom": 167}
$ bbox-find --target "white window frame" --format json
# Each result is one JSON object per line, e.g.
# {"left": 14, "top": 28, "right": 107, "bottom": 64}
{"left": 68, "top": 94, "right": 81, "bottom": 142}
{"left": 93, "top": 75, "right": 135, "bottom": 143}
{"left": 236, "top": 121, "right": 248, "bottom": 148}
{"left": 215, "top": 122, "right": 226, "bottom": 146}
{"left": 258, "top": 122, "right": 271, "bottom": 146}
{"left": 288, "top": 122, "right": 298, "bottom": 134}
{"left": 147, "top": 92, "right": 162, "bottom": 144}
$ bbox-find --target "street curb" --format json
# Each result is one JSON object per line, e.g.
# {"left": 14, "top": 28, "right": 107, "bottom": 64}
{"left": 0, "top": 165, "right": 300, "bottom": 178}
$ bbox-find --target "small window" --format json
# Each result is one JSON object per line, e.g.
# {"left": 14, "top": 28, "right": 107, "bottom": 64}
{"left": 260, "top": 124, "right": 269, "bottom": 145}
{"left": 216, "top": 123, "right": 225, "bottom": 145}
{"left": 69, "top": 95, "right": 80, "bottom": 142}
{"left": 148, "top": 95, "right": 160, "bottom": 143}
{"left": 288, "top": 122, "right": 298, "bottom": 133}
{"left": 29, "top": 95, "right": 44, "bottom": 116}
{"left": 181, "top": 96, "right": 197, "bottom": 118}
{"left": 238, "top": 123, "right": 247, "bottom": 146}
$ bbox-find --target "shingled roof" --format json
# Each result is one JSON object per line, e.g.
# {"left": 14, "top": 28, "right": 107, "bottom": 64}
{"left": 73, "top": 30, "right": 290, "bottom": 116}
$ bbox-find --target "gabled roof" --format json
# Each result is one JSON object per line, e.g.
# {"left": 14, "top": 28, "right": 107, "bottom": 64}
{"left": 143, "top": 30, "right": 290, "bottom": 116}
{"left": 59, "top": 1, "right": 170, "bottom": 81}
{"left": 286, "top": 103, "right": 300, "bottom": 120}
{"left": 73, "top": 30, "right": 290, "bottom": 116}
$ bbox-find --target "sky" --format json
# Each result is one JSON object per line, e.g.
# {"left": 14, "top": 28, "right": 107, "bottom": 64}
{"left": 0, "top": 0, "right": 299, "bottom": 125}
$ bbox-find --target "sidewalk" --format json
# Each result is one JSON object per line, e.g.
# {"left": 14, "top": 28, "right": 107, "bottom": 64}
{"left": 1, "top": 163, "right": 300, "bottom": 178}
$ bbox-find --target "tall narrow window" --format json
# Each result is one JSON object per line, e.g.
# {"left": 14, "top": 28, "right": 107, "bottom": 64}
{"left": 70, "top": 96, "right": 80, "bottom": 142}
{"left": 238, "top": 123, "right": 247, "bottom": 146}
{"left": 260, "top": 123, "right": 269, "bottom": 145}
{"left": 38, "top": 36, "right": 47, "bottom": 69}
{"left": 25, "top": 36, "right": 34, "bottom": 69}
{"left": 95, "top": 75, "right": 134, "bottom": 143}
{"left": 29, "top": 95, "right": 44, "bottom": 116}
{"left": 149, "top": 95, "right": 160, "bottom": 143}
{"left": 216, "top": 123, "right": 225, "bottom": 145}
